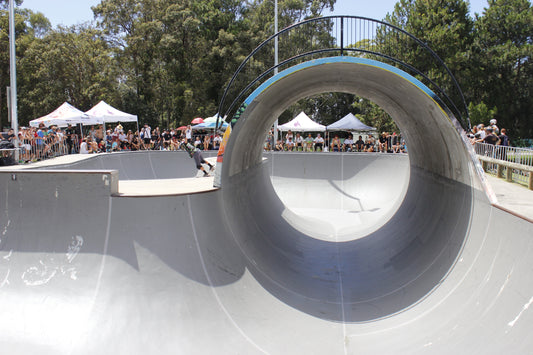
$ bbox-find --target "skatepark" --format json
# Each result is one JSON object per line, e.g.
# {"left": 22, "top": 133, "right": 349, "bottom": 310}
{"left": 1, "top": 55, "right": 532, "bottom": 354}
{"left": 1, "top": 15, "right": 533, "bottom": 354}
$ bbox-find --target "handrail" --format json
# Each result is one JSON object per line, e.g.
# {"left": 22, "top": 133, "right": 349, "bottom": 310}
{"left": 217, "top": 15, "right": 470, "bottom": 131}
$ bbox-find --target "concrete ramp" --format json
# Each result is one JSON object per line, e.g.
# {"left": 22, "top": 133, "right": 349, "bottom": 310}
{"left": 0, "top": 56, "right": 532, "bottom": 354}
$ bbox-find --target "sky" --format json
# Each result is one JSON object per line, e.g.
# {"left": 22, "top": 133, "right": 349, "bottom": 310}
{"left": 20, "top": 0, "right": 489, "bottom": 28}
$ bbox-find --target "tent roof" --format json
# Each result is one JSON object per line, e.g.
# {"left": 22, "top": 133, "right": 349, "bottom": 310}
{"left": 278, "top": 111, "right": 326, "bottom": 132}
{"left": 192, "top": 121, "right": 228, "bottom": 130}
{"left": 203, "top": 113, "right": 222, "bottom": 124}
{"left": 85, "top": 101, "right": 138, "bottom": 123}
{"left": 30, "top": 102, "right": 102, "bottom": 128}
{"left": 326, "top": 113, "right": 376, "bottom": 131}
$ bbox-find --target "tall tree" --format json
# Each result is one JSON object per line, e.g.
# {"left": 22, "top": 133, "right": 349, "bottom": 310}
{"left": 18, "top": 24, "right": 119, "bottom": 124}
{"left": 469, "top": 0, "right": 533, "bottom": 139}
{"left": 379, "top": 0, "right": 474, "bottom": 127}
{"left": 0, "top": 5, "right": 50, "bottom": 128}
{"left": 94, "top": 0, "right": 252, "bottom": 127}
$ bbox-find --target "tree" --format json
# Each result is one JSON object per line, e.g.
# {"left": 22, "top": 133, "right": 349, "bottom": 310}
{"left": 18, "top": 24, "right": 119, "bottom": 124}
{"left": 379, "top": 0, "right": 474, "bottom": 127}
{"left": 469, "top": 0, "right": 533, "bottom": 139}
{"left": 0, "top": 5, "right": 50, "bottom": 128}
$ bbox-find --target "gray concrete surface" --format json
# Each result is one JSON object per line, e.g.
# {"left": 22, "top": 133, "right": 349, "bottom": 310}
{"left": 485, "top": 174, "right": 533, "bottom": 222}
{"left": 0, "top": 56, "right": 532, "bottom": 354}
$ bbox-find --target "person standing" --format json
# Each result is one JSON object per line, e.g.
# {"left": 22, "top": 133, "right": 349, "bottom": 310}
{"left": 185, "top": 125, "right": 192, "bottom": 142}
{"left": 498, "top": 128, "right": 509, "bottom": 147}
{"left": 143, "top": 124, "right": 152, "bottom": 149}
{"left": 489, "top": 119, "right": 499, "bottom": 135}
{"left": 65, "top": 124, "right": 77, "bottom": 154}
{"left": 483, "top": 127, "right": 500, "bottom": 145}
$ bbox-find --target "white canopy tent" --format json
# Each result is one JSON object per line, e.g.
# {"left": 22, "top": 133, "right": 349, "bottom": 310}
{"left": 85, "top": 100, "right": 139, "bottom": 134}
{"left": 29, "top": 102, "right": 102, "bottom": 128}
{"left": 326, "top": 113, "right": 376, "bottom": 132}
{"left": 278, "top": 111, "right": 326, "bottom": 132}
{"left": 85, "top": 101, "right": 138, "bottom": 124}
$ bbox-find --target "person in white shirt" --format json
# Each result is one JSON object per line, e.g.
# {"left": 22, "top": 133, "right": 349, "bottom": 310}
{"left": 213, "top": 134, "right": 223, "bottom": 149}
{"left": 79, "top": 138, "right": 93, "bottom": 154}
{"left": 185, "top": 125, "right": 192, "bottom": 142}
{"left": 343, "top": 134, "right": 354, "bottom": 152}
{"left": 143, "top": 124, "right": 152, "bottom": 148}
{"left": 314, "top": 133, "right": 324, "bottom": 151}
{"left": 285, "top": 136, "right": 295, "bottom": 151}
{"left": 295, "top": 133, "right": 304, "bottom": 151}
{"left": 194, "top": 136, "right": 202, "bottom": 147}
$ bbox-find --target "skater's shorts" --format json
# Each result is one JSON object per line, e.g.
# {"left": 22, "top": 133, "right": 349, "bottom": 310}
{"left": 193, "top": 151, "right": 206, "bottom": 169}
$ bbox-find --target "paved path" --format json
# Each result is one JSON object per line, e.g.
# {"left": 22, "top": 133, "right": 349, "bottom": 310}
{"left": 486, "top": 174, "right": 533, "bottom": 221}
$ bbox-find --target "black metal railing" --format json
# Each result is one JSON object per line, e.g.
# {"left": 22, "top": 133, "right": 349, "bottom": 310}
{"left": 217, "top": 15, "right": 470, "bottom": 130}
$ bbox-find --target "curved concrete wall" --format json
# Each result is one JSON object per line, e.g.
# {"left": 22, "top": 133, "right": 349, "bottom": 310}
{"left": 221, "top": 57, "right": 481, "bottom": 320}
{"left": 33, "top": 150, "right": 218, "bottom": 180}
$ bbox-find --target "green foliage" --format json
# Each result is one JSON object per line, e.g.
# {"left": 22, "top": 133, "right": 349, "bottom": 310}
{"left": 0, "top": 0, "right": 530, "bottom": 142}
{"left": 469, "top": 0, "right": 533, "bottom": 139}
{"left": 0, "top": 6, "right": 51, "bottom": 128}
{"left": 468, "top": 102, "right": 497, "bottom": 127}
{"left": 18, "top": 25, "right": 119, "bottom": 123}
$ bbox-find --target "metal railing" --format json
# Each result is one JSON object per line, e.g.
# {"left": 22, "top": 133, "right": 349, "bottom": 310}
{"left": 218, "top": 15, "right": 470, "bottom": 131}
{"left": 475, "top": 142, "right": 533, "bottom": 189}
{"left": 474, "top": 142, "right": 533, "bottom": 167}
{"left": 1, "top": 129, "right": 220, "bottom": 165}
{"left": 16, "top": 136, "right": 80, "bottom": 163}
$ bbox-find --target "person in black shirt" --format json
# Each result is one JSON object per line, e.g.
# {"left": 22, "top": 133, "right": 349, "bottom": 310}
{"left": 354, "top": 135, "right": 365, "bottom": 152}
{"left": 65, "top": 124, "right": 78, "bottom": 154}
{"left": 498, "top": 128, "right": 509, "bottom": 147}
{"left": 483, "top": 127, "right": 500, "bottom": 145}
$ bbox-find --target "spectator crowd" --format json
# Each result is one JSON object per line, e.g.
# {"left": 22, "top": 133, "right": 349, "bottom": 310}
{"left": 1, "top": 122, "right": 410, "bottom": 165}
{"left": 6, "top": 119, "right": 512, "bottom": 163}
{"left": 467, "top": 119, "right": 510, "bottom": 147}
{"left": 264, "top": 129, "right": 407, "bottom": 154}
{"left": 0, "top": 123, "right": 224, "bottom": 163}
{"left": 0, "top": 117, "right": 521, "bottom": 170}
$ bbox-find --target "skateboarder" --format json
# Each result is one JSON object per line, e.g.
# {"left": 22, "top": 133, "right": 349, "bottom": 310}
{"left": 180, "top": 141, "right": 215, "bottom": 177}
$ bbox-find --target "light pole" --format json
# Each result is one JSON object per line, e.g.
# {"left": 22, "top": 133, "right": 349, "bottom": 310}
{"left": 273, "top": 0, "right": 279, "bottom": 143}
{"left": 8, "top": 0, "right": 19, "bottom": 161}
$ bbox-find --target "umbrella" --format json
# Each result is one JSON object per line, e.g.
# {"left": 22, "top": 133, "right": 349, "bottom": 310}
{"left": 177, "top": 126, "right": 188, "bottom": 130}
{"left": 191, "top": 117, "right": 204, "bottom": 124}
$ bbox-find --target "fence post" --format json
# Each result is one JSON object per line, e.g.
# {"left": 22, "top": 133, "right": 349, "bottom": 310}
{"left": 529, "top": 172, "right": 533, "bottom": 190}
{"left": 506, "top": 167, "right": 513, "bottom": 182}
{"left": 497, "top": 164, "right": 504, "bottom": 178}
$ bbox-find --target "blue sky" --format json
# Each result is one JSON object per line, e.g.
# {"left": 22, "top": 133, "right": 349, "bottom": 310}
{"left": 21, "top": 0, "right": 489, "bottom": 28}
